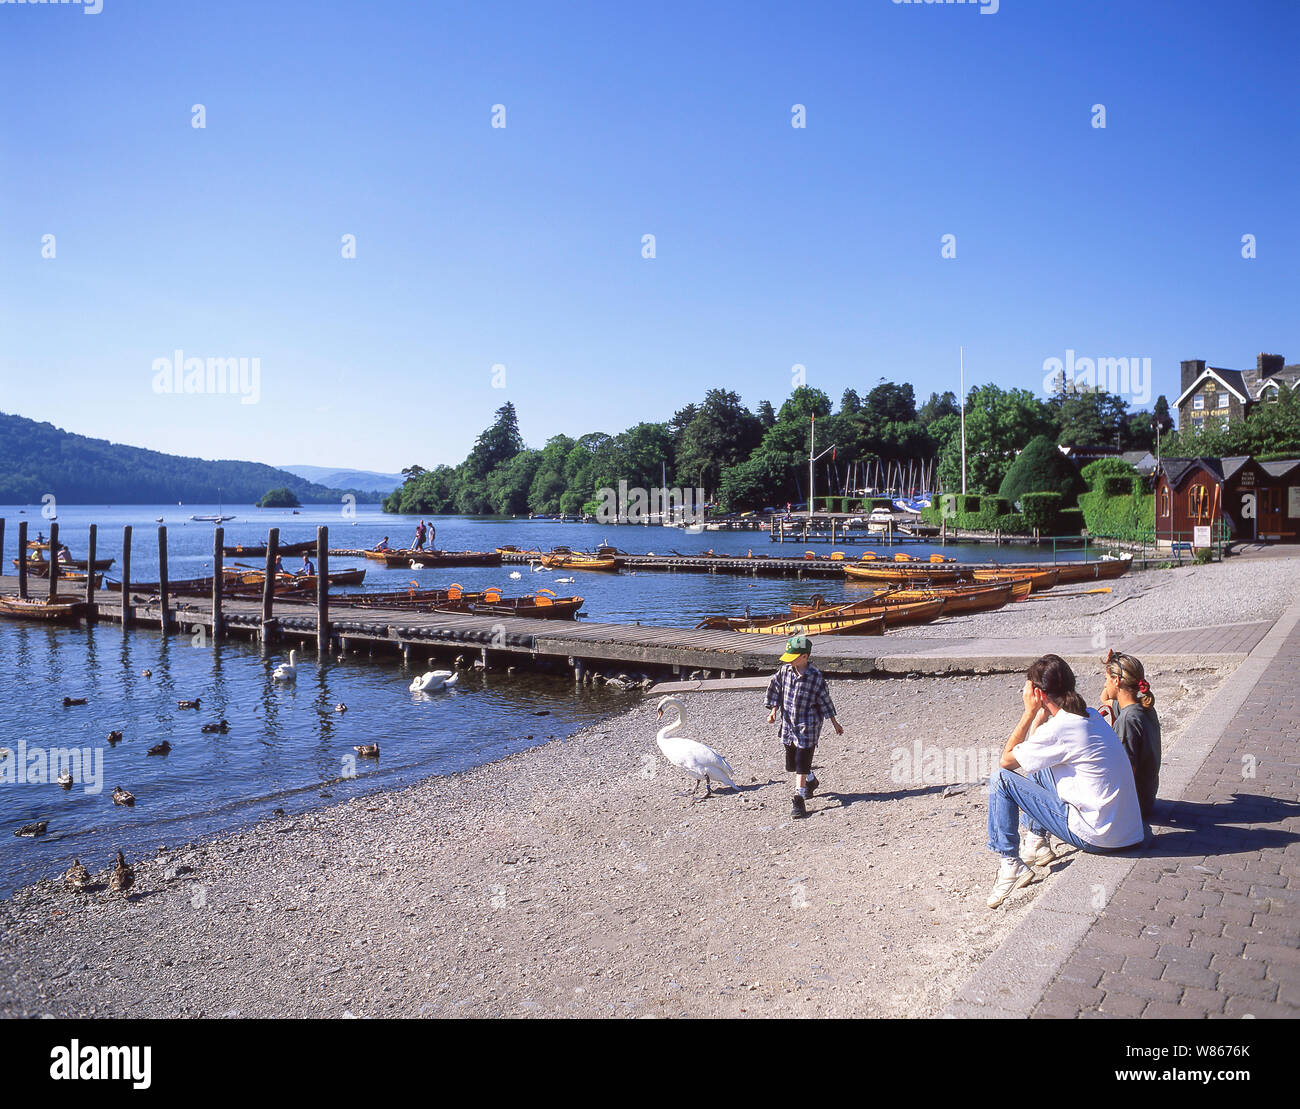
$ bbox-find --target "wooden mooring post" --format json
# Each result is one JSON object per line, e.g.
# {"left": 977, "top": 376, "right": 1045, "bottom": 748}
{"left": 157, "top": 526, "right": 170, "bottom": 634}
{"left": 316, "top": 525, "right": 329, "bottom": 656}
{"left": 48, "top": 522, "right": 59, "bottom": 602}
{"left": 120, "top": 526, "right": 132, "bottom": 629}
{"left": 261, "top": 527, "right": 279, "bottom": 644}
{"left": 84, "top": 524, "right": 98, "bottom": 620}
{"left": 211, "top": 526, "right": 225, "bottom": 642}
{"left": 0, "top": 518, "right": 5, "bottom": 583}
{"left": 16, "top": 520, "right": 28, "bottom": 599}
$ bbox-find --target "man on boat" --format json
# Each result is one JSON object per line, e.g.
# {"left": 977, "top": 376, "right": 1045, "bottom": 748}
{"left": 372, "top": 537, "right": 392, "bottom": 552}
{"left": 765, "top": 634, "right": 843, "bottom": 820}
{"left": 414, "top": 520, "right": 427, "bottom": 551}
{"left": 427, "top": 522, "right": 436, "bottom": 550}
{"left": 985, "top": 654, "right": 1145, "bottom": 909}
{"left": 297, "top": 554, "right": 316, "bottom": 577}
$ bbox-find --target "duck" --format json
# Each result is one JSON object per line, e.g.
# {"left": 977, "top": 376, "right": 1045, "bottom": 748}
{"left": 109, "top": 851, "right": 134, "bottom": 895}
{"left": 354, "top": 743, "right": 380, "bottom": 758}
{"left": 106, "top": 730, "right": 123, "bottom": 745}
{"left": 654, "top": 695, "right": 739, "bottom": 798}
{"left": 334, "top": 703, "right": 347, "bottom": 713}
{"left": 57, "top": 770, "right": 73, "bottom": 789}
{"left": 64, "top": 859, "right": 90, "bottom": 892}
{"left": 272, "top": 650, "right": 297, "bottom": 683}
{"left": 146, "top": 740, "right": 172, "bottom": 757}
{"left": 509, "top": 570, "right": 522, "bottom": 579}
{"left": 112, "top": 785, "right": 136, "bottom": 806}
{"left": 142, "top": 669, "right": 152, "bottom": 678}
{"left": 200, "top": 719, "right": 230, "bottom": 734}
{"left": 177, "top": 698, "right": 201, "bottom": 710}
{"left": 410, "top": 666, "right": 458, "bottom": 693}
{"left": 14, "top": 820, "right": 48, "bottom": 837}
{"left": 62, "top": 696, "right": 87, "bottom": 707}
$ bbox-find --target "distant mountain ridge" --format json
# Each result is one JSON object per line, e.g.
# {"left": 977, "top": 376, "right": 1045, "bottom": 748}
{"left": 279, "top": 465, "right": 406, "bottom": 493}
{"left": 0, "top": 412, "right": 386, "bottom": 504}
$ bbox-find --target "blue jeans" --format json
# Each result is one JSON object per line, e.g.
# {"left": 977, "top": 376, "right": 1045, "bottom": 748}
{"left": 987, "top": 767, "right": 1094, "bottom": 859}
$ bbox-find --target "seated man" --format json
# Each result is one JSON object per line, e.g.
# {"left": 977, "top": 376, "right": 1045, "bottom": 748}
{"left": 372, "top": 536, "right": 391, "bottom": 552}
{"left": 986, "top": 653, "right": 1145, "bottom": 908}
{"left": 298, "top": 554, "right": 316, "bottom": 577}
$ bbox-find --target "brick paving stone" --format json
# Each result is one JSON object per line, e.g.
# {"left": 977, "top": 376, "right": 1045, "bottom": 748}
{"left": 1024, "top": 597, "right": 1300, "bottom": 1020}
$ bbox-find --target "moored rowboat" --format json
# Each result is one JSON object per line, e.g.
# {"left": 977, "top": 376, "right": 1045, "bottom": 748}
{"left": 971, "top": 567, "right": 1060, "bottom": 592}
{"left": 0, "top": 596, "right": 86, "bottom": 622}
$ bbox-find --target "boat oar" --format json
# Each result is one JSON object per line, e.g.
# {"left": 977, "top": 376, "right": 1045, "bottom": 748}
{"left": 1023, "top": 587, "right": 1113, "bottom": 600}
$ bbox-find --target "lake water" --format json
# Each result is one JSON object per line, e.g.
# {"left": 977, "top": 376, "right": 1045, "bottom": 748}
{"left": 0, "top": 503, "right": 1104, "bottom": 895}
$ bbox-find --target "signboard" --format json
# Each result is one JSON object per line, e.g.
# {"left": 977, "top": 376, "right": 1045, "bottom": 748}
{"left": 1193, "top": 526, "right": 1211, "bottom": 548}
{"left": 1289, "top": 486, "right": 1300, "bottom": 518}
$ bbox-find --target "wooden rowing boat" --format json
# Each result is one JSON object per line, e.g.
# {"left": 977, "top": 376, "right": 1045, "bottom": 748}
{"left": 375, "top": 549, "right": 503, "bottom": 568}
{"left": 1046, "top": 554, "right": 1133, "bottom": 583}
{"left": 971, "top": 567, "right": 1060, "bottom": 592}
{"left": 23, "top": 542, "right": 114, "bottom": 571}
{"left": 539, "top": 552, "right": 620, "bottom": 572}
{"left": 696, "top": 612, "right": 887, "bottom": 636}
{"left": 0, "top": 596, "right": 86, "bottom": 622}
{"left": 881, "top": 581, "right": 1016, "bottom": 615}
{"left": 222, "top": 540, "right": 318, "bottom": 558}
{"left": 843, "top": 561, "right": 964, "bottom": 584}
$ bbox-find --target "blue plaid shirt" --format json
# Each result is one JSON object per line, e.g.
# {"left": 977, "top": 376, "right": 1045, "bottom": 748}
{"left": 766, "top": 663, "right": 837, "bottom": 748}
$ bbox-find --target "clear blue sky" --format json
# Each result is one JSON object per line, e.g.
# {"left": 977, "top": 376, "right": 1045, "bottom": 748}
{"left": 2, "top": 0, "right": 1296, "bottom": 472}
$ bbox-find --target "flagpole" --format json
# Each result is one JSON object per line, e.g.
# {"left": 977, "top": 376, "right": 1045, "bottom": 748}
{"left": 960, "top": 345, "right": 967, "bottom": 497}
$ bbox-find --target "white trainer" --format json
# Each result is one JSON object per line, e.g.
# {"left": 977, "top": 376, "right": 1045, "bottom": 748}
{"left": 987, "top": 858, "right": 1034, "bottom": 908}
{"left": 1020, "top": 832, "right": 1056, "bottom": 868}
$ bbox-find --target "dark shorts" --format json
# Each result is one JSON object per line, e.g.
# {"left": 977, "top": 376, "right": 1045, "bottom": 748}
{"left": 784, "top": 743, "right": 815, "bottom": 775}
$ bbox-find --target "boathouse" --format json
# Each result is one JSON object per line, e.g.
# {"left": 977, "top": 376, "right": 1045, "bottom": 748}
{"left": 1154, "top": 455, "right": 1300, "bottom": 545}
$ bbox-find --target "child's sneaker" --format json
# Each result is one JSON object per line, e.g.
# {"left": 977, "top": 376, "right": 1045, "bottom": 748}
{"left": 791, "top": 794, "right": 808, "bottom": 820}
{"left": 986, "top": 858, "right": 1034, "bottom": 908}
{"left": 805, "top": 773, "right": 819, "bottom": 797}
{"left": 1020, "top": 832, "right": 1056, "bottom": 868}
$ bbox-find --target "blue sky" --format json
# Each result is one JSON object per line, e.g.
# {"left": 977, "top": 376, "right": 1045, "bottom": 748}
{"left": 2, "top": 0, "right": 1296, "bottom": 472}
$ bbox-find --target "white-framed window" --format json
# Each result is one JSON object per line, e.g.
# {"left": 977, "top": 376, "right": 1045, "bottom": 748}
{"left": 1217, "top": 393, "right": 1230, "bottom": 409}
{"left": 1193, "top": 395, "right": 1205, "bottom": 410}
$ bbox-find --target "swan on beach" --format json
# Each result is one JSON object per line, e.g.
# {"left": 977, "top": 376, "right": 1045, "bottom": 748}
{"left": 654, "top": 695, "right": 738, "bottom": 798}
{"left": 410, "top": 666, "right": 458, "bottom": 693}
{"left": 273, "top": 650, "right": 297, "bottom": 682}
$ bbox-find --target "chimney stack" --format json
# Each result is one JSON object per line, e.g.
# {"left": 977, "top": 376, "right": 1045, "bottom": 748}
{"left": 1180, "top": 359, "right": 1205, "bottom": 393}
{"left": 1257, "top": 353, "right": 1284, "bottom": 379}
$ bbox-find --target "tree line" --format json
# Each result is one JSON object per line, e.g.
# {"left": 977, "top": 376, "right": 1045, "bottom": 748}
{"left": 384, "top": 379, "right": 1183, "bottom": 517}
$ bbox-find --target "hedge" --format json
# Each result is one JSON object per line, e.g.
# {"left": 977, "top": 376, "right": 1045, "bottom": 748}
{"left": 919, "top": 494, "right": 1029, "bottom": 534}
{"left": 1078, "top": 488, "right": 1155, "bottom": 541}
{"left": 1021, "top": 491, "right": 1064, "bottom": 532}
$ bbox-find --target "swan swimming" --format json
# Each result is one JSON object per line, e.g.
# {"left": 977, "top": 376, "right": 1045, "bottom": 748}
{"left": 410, "top": 666, "right": 458, "bottom": 693}
{"left": 654, "top": 695, "right": 739, "bottom": 798}
{"left": 272, "top": 650, "right": 297, "bottom": 682}
{"left": 554, "top": 576, "right": 575, "bottom": 584}
{"left": 509, "top": 570, "right": 522, "bottom": 579}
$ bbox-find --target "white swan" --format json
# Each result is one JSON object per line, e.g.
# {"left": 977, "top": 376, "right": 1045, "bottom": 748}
{"left": 554, "top": 576, "right": 576, "bottom": 584}
{"left": 272, "top": 649, "right": 297, "bottom": 683}
{"left": 410, "top": 559, "right": 420, "bottom": 569}
{"left": 410, "top": 667, "right": 458, "bottom": 693}
{"left": 654, "top": 695, "right": 738, "bottom": 798}
{"left": 509, "top": 570, "right": 522, "bottom": 579}
{"left": 530, "top": 561, "right": 546, "bottom": 573}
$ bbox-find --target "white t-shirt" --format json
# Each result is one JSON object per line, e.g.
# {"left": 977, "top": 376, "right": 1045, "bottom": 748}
{"left": 1013, "top": 707, "right": 1145, "bottom": 849}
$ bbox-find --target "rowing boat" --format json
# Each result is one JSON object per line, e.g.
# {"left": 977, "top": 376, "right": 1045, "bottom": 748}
{"left": 695, "top": 612, "right": 886, "bottom": 636}
{"left": 23, "top": 542, "right": 114, "bottom": 571}
{"left": 539, "top": 552, "right": 620, "bottom": 572}
{"left": 222, "top": 540, "right": 318, "bottom": 558}
{"left": 0, "top": 596, "right": 86, "bottom": 623}
{"left": 843, "top": 561, "right": 964, "bottom": 584}
{"left": 377, "top": 550, "right": 503, "bottom": 569}
{"left": 971, "top": 567, "right": 1060, "bottom": 592}
{"left": 1042, "top": 554, "right": 1134, "bottom": 584}
{"left": 879, "top": 581, "right": 1016, "bottom": 615}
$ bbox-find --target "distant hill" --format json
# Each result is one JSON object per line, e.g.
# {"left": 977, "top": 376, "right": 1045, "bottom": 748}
{"left": 279, "top": 465, "right": 406, "bottom": 493}
{"left": 0, "top": 413, "right": 386, "bottom": 504}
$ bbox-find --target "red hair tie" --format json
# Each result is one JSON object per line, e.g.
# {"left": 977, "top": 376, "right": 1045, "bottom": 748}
{"left": 1138, "top": 679, "right": 1149, "bottom": 693}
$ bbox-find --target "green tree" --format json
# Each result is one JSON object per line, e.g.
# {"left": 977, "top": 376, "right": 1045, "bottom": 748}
{"left": 938, "top": 385, "right": 1053, "bottom": 494}
{"left": 675, "top": 389, "right": 763, "bottom": 492}
{"left": 256, "top": 486, "right": 301, "bottom": 508}
{"left": 998, "top": 435, "right": 1086, "bottom": 507}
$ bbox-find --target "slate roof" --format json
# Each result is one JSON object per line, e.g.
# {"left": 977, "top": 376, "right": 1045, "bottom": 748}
{"left": 1158, "top": 456, "right": 1224, "bottom": 490}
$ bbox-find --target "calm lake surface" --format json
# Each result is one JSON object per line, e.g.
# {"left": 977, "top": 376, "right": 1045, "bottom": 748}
{"left": 0, "top": 503, "right": 1108, "bottom": 895}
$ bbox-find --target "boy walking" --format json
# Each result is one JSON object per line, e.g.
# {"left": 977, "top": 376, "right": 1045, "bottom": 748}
{"left": 766, "top": 634, "right": 844, "bottom": 819}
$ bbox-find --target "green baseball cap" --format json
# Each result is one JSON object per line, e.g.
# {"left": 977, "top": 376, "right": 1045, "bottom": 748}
{"left": 780, "top": 633, "right": 812, "bottom": 662}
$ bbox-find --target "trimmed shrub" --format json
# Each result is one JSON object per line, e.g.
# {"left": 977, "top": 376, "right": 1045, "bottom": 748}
{"left": 1078, "top": 487, "right": 1155, "bottom": 541}
{"left": 1058, "top": 507, "right": 1084, "bottom": 534}
{"left": 1079, "top": 457, "right": 1138, "bottom": 487}
{"left": 999, "top": 436, "right": 1086, "bottom": 507}
{"left": 954, "top": 494, "right": 981, "bottom": 516}
{"left": 1100, "top": 475, "right": 1135, "bottom": 498}
{"left": 1021, "top": 491, "right": 1064, "bottom": 533}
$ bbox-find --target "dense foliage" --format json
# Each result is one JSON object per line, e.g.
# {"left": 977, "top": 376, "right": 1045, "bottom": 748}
{"left": 0, "top": 412, "right": 383, "bottom": 504}
{"left": 256, "top": 487, "right": 301, "bottom": 508}
{"left": 998, "top": 435, "right": 1086, "bottom": 508}
{"left": 1160, "top": 382, "right": 1300, "bottom": 459}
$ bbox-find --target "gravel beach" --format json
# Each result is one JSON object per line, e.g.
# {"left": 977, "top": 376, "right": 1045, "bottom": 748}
{"left": 1, "top": 556, "right": 1294, "bottom": 1019}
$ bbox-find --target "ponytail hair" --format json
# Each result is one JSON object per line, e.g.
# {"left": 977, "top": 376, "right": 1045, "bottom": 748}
{"left": 1027, "top": 654, "right": 1088, "bottom": 716}
{"left": 1105, "top": 651, "right": 1155, "bottom": 711}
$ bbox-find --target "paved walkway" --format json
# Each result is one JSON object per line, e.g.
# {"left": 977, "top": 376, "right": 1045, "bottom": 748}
{"left": 945, "top": 592, "right": 1300, "bottom": 1019}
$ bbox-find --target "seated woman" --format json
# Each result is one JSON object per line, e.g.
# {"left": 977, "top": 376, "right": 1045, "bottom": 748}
{"left": 1099, "top": 649, "right": 1161, "bottom": 822}
{"left": 986, "top": 654, "right": 1145, "bottom": 908}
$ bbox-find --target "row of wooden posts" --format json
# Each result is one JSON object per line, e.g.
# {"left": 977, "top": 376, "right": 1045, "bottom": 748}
{"left": 1, "top": 518, "right": 331, "bottom": 654}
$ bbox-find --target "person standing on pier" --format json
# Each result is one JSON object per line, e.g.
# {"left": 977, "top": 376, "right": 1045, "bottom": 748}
{"left": 427, "top": 521, "right": 436, "bottom": 550}
{"left": 414, "top": 520, "right": 426, "bottom": 551}
{"left": 766, "top": 634, "right": 843, "bottom": 820}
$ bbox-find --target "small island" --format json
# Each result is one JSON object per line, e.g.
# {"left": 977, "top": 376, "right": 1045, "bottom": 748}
{"left": 256, "top": 486, "right": 301, "bottom": 509}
